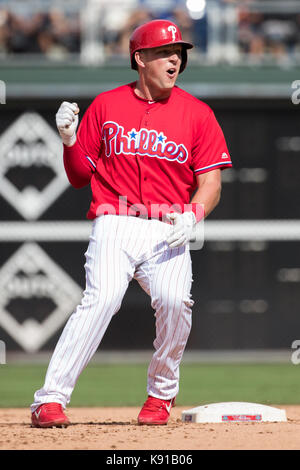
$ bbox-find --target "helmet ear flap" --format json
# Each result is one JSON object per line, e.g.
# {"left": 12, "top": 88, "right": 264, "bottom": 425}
{"left": 179, "top": 48, "right": 188, "bottom": 73}
{"left": 131, "top": 50, "right": 140, "bottom": 71}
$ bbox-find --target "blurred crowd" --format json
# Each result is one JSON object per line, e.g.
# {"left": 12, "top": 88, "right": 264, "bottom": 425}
{"left": 0, "top": 6, "right": 80, "bottom": 58}
{"left": 0, "top": 0, "right": 205, "bottom": 60}
{"left": 0, "top": 0, "right": 300, "bottom": 63}
{"left": 237, "top": 5, "right": 300, "bottom": 62}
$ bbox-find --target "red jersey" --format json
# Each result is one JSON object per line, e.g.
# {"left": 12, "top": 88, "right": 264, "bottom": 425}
{"left": 64, "top": 82, "right": 232, "bottom": 220}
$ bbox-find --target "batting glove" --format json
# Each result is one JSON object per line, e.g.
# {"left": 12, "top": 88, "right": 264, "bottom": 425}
{"left": 56, "top": 101, "right": 79, "bottom": 147}
{"left": 166, "top": 211, "right": 197, "bottom": 248}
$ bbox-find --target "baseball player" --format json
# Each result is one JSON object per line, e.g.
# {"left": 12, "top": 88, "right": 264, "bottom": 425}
{"left": 31, "top": 19, "right": 232, "bottom": 428}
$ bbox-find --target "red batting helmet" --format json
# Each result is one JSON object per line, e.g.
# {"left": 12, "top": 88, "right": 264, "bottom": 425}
{"left": 129, "top": 19, "right": 193, "bottom": 74}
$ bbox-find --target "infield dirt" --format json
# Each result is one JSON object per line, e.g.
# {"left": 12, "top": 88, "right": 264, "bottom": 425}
{"left": 0, "top": 405, "right": 299, "bottom": 450}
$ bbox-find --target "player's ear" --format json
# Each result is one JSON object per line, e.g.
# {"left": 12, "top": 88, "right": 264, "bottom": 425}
{"left": 135, "top": 50, "right": 146, "bottom": 69}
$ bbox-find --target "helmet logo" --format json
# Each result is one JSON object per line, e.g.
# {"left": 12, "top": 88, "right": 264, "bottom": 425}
{"left": 168, "top": 25, "right": 177, "bottom": 41}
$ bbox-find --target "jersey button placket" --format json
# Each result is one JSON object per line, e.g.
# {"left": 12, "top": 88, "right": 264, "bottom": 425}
{"left": 144, "top": 108, "right": 150, "bottom": 127}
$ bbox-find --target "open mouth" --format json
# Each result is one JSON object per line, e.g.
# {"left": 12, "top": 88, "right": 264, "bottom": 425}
{"left": 166, "top": 68, "right": 176, "bottom": 78}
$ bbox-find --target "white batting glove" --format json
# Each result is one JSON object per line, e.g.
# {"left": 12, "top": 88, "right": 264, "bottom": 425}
{"left": 56, "top": 101, "right": 79, "bottom": 146}
{"left": 166, "top": 212, "right": 196, "bottom": 248}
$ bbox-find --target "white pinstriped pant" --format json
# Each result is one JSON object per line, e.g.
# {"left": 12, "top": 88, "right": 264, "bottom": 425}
{"left": 31, "top": 215, "right": 194, "bottom": 411}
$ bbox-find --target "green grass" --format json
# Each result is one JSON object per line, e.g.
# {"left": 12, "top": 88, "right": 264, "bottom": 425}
{"left": 0, "top": 362, "right": 299, "bottom": 408}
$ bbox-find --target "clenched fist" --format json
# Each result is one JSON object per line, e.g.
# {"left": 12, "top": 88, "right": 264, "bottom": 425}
{"left": 56, "top": 101, "right": 80, "bottom": 146}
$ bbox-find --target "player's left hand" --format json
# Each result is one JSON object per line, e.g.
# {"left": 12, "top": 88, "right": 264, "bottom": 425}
{"left": 165, "top": 211, "right": 196, "bottom": 248}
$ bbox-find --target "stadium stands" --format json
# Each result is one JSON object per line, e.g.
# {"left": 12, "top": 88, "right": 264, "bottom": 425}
{"left": 0, "top": 0, "right": 299, "bottom": 65}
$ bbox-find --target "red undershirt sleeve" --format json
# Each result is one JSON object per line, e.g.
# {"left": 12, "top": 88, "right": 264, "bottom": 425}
{"left": 63, "top": 140, "right": 93, "bottom": 188}
{"left": 63, "top": 95, "right": 102, "bottom": 189}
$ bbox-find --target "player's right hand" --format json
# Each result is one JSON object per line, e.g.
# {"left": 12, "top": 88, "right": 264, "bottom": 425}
{"left": 56, "top": 101, "right": 79, "bottom": 147}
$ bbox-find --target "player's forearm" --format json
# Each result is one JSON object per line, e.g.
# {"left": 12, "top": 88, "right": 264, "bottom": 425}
{"left": 56, "top": 101, "right": 93, "bottom": 188}
{"left": 63, "top": 141, "right": 93, "bottom": 188}
{"left": 190, "top": 180, "right": 221, "bottom": 218}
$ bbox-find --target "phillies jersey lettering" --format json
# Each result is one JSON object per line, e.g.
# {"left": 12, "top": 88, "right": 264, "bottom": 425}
{"left": 75, "top": 83, "right": 232, "bottom": 220}
{"left": 102, "top": 121, "right": 188, "bottom": 163}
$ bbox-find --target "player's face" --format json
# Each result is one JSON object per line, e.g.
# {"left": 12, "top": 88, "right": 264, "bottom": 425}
{"left": 137, "top": 44, "right": 182, "bottom": 99}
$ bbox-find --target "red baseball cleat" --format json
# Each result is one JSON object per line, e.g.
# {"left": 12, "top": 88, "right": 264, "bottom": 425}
{"left": 31, "top": 403, "right": 70, "bottom": 428}
{"left": 138, "top": 396, "right": 175, "bottom": 425}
